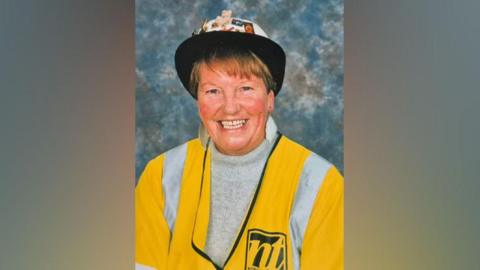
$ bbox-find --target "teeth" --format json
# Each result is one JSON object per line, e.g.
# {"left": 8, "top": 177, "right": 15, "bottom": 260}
{"left": 221, "top": 119, "right": 246, "bottom": 129}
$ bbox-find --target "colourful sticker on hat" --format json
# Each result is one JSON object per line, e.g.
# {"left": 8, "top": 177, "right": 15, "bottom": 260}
{"left": 213, "top": 10, "right": 233, "bottom": 29}
{"left": 231, "top": 19, "right": 244, "bottom": 27}
{"left": 243, "top": 22, "right": 255, "bottom": 34}
{"left": 193, "top": 11, "right": 258, "bottom": 35}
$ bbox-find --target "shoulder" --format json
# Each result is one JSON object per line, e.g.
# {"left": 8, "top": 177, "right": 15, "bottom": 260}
{"left": 280, "top": 135, "right": 343, "bottom": 188}
{"left": 280, "top": 135, "right": 334, "bottom": 171}
{"left": 138, "top": 139, "right": 200, "bottom": 185}
{"left": 145, "top": 139, "right": 200, "bottom": 167}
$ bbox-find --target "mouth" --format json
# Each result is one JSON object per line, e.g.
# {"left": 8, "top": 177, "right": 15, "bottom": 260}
{"left": 218, "top": 119, "right": 247, "bottom": 130}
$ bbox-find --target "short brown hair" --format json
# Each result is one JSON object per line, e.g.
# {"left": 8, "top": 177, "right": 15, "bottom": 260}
{"left": 189, "top": 47, "right": 276, "bottom": 97}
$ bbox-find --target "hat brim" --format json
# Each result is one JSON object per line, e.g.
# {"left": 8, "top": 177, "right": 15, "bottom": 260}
{"left": 175, "top": 31, "right": 286, "bottom": 98}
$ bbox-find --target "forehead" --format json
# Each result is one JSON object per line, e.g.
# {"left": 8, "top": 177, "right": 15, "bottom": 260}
{"left": 198, "top": 61, "right": 261, "bottom": 82}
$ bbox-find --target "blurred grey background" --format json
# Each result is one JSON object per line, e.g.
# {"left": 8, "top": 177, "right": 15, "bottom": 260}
{"left": 135, "top": 0, "right": 344, "bottom": 179}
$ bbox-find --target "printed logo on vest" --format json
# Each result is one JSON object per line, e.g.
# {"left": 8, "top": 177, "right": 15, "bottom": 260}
{"left": 245, "top": 229, "right": 287, "bottom": 270}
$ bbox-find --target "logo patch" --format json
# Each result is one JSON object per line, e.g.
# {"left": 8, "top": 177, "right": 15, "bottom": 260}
{"left": 245, "top": 229, "right": 287, "bottom": 270}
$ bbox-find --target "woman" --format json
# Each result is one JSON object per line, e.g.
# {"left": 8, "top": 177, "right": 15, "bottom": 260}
{"left": 136, "top": 10, "right": 343, "bottom": 270}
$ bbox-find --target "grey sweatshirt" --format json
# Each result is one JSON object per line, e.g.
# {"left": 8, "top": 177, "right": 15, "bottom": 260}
{"left": 204, "top": 139, "right": 272, "bottom": 266}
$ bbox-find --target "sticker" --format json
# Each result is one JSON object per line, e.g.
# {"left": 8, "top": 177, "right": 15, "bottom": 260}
{"left": 232, "top": 19, "right": 244, "bottom": 27}
{"left": 246, "top": 229, "right": 287, "bottom": 270}
{"left": 243, "top": 22, "right": 255, "bottom": 34}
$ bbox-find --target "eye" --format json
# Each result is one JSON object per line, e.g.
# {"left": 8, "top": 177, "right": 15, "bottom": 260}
{"left": 205, "top": 88, "right": 219, "bottom": 95}
{"left": 240, "top": 86, "right": 253, "bottom": 91}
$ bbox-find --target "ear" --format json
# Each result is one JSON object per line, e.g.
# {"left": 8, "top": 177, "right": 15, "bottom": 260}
{"left": 267, "top": 90, "right": 275, "bottom": 112}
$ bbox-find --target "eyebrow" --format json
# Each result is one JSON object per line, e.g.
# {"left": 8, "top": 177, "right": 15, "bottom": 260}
{"left": 199, "top": 82, "right": 220, "bottom": 88}
{"left": 199, "top": 79, "right": 257, "bottom": 88}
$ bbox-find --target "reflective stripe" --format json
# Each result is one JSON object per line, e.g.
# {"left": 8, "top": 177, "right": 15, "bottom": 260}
{"left": 135, "top": 263, "right": 156, "bottom": 270}
{"left": 290, "top": 152, "right": 332, "bottom": 269}
{"left": 162, "top": 143, "right": 187, "bottom": 232}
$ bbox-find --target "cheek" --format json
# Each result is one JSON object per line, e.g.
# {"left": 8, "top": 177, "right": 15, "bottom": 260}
{"left": 198, "top": 101, "right": 217, "bottom": 121}
{"left": 244, "top": 98, "right": 270, "bottom": 116}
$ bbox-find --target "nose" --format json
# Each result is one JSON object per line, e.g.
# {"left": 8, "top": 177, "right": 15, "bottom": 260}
{"left": 222, "top": 92, "right": 240, "bottom": 115}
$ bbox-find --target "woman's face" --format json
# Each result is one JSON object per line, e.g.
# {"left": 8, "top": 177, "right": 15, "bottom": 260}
{"left": 197, "top": 62, "right": 274, "bottom": 156}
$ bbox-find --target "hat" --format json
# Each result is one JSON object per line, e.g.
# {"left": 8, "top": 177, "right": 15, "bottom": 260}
{"left": 175, "top": 10, "right": 286, "bottom": 98}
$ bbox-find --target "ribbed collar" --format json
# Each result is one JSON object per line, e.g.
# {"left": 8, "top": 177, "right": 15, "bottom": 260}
{"left": 210, "top": 139, "right": 271, "bottom": 166}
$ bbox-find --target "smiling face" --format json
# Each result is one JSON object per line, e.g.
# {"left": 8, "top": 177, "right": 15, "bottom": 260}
{"left": 197, "top": 62, "right": 274, "bottom": 155}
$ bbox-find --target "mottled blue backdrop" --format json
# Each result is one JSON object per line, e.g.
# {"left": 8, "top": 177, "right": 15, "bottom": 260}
{"left": 136, "top": 0, "right": 343, "bottom": 180}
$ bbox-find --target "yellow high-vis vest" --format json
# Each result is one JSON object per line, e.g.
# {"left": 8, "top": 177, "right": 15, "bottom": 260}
{"left": 136, "top": 135, "right": 343, "bottom": 270}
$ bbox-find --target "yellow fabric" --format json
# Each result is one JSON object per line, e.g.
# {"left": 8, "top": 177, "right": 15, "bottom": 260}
{"left": 135, "top": 155, "right": 169, "bottom": 270}
{"left": 135, "top": 137, "right": 344, "bottom": 270}
{"left": 223, "top": 136, "right": 310, "bottom": 270}
{"left": 301, "top": 166, "right": 344, "bottom": 270}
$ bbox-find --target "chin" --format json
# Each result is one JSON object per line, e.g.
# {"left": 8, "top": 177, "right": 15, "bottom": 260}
{"left": 217, "top": 141, "right": 250, "bottom": 155}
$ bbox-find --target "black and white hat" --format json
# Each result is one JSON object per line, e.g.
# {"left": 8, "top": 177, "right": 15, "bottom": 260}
{"left": 175, "top": 10, "right": 286, "bottom": 98}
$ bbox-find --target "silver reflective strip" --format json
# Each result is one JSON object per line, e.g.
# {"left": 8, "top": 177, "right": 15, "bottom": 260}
{"left": 135, "top": 263, "right": 156, "bottom": 270}
{"left": 162, "top": 143, "right": 187, "bottom": 232}
{"left": 291, "top": 237, "right": 300, "bottom": 270}
{"left": 290, "top": 153, "right": 332, "bottom": 269}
